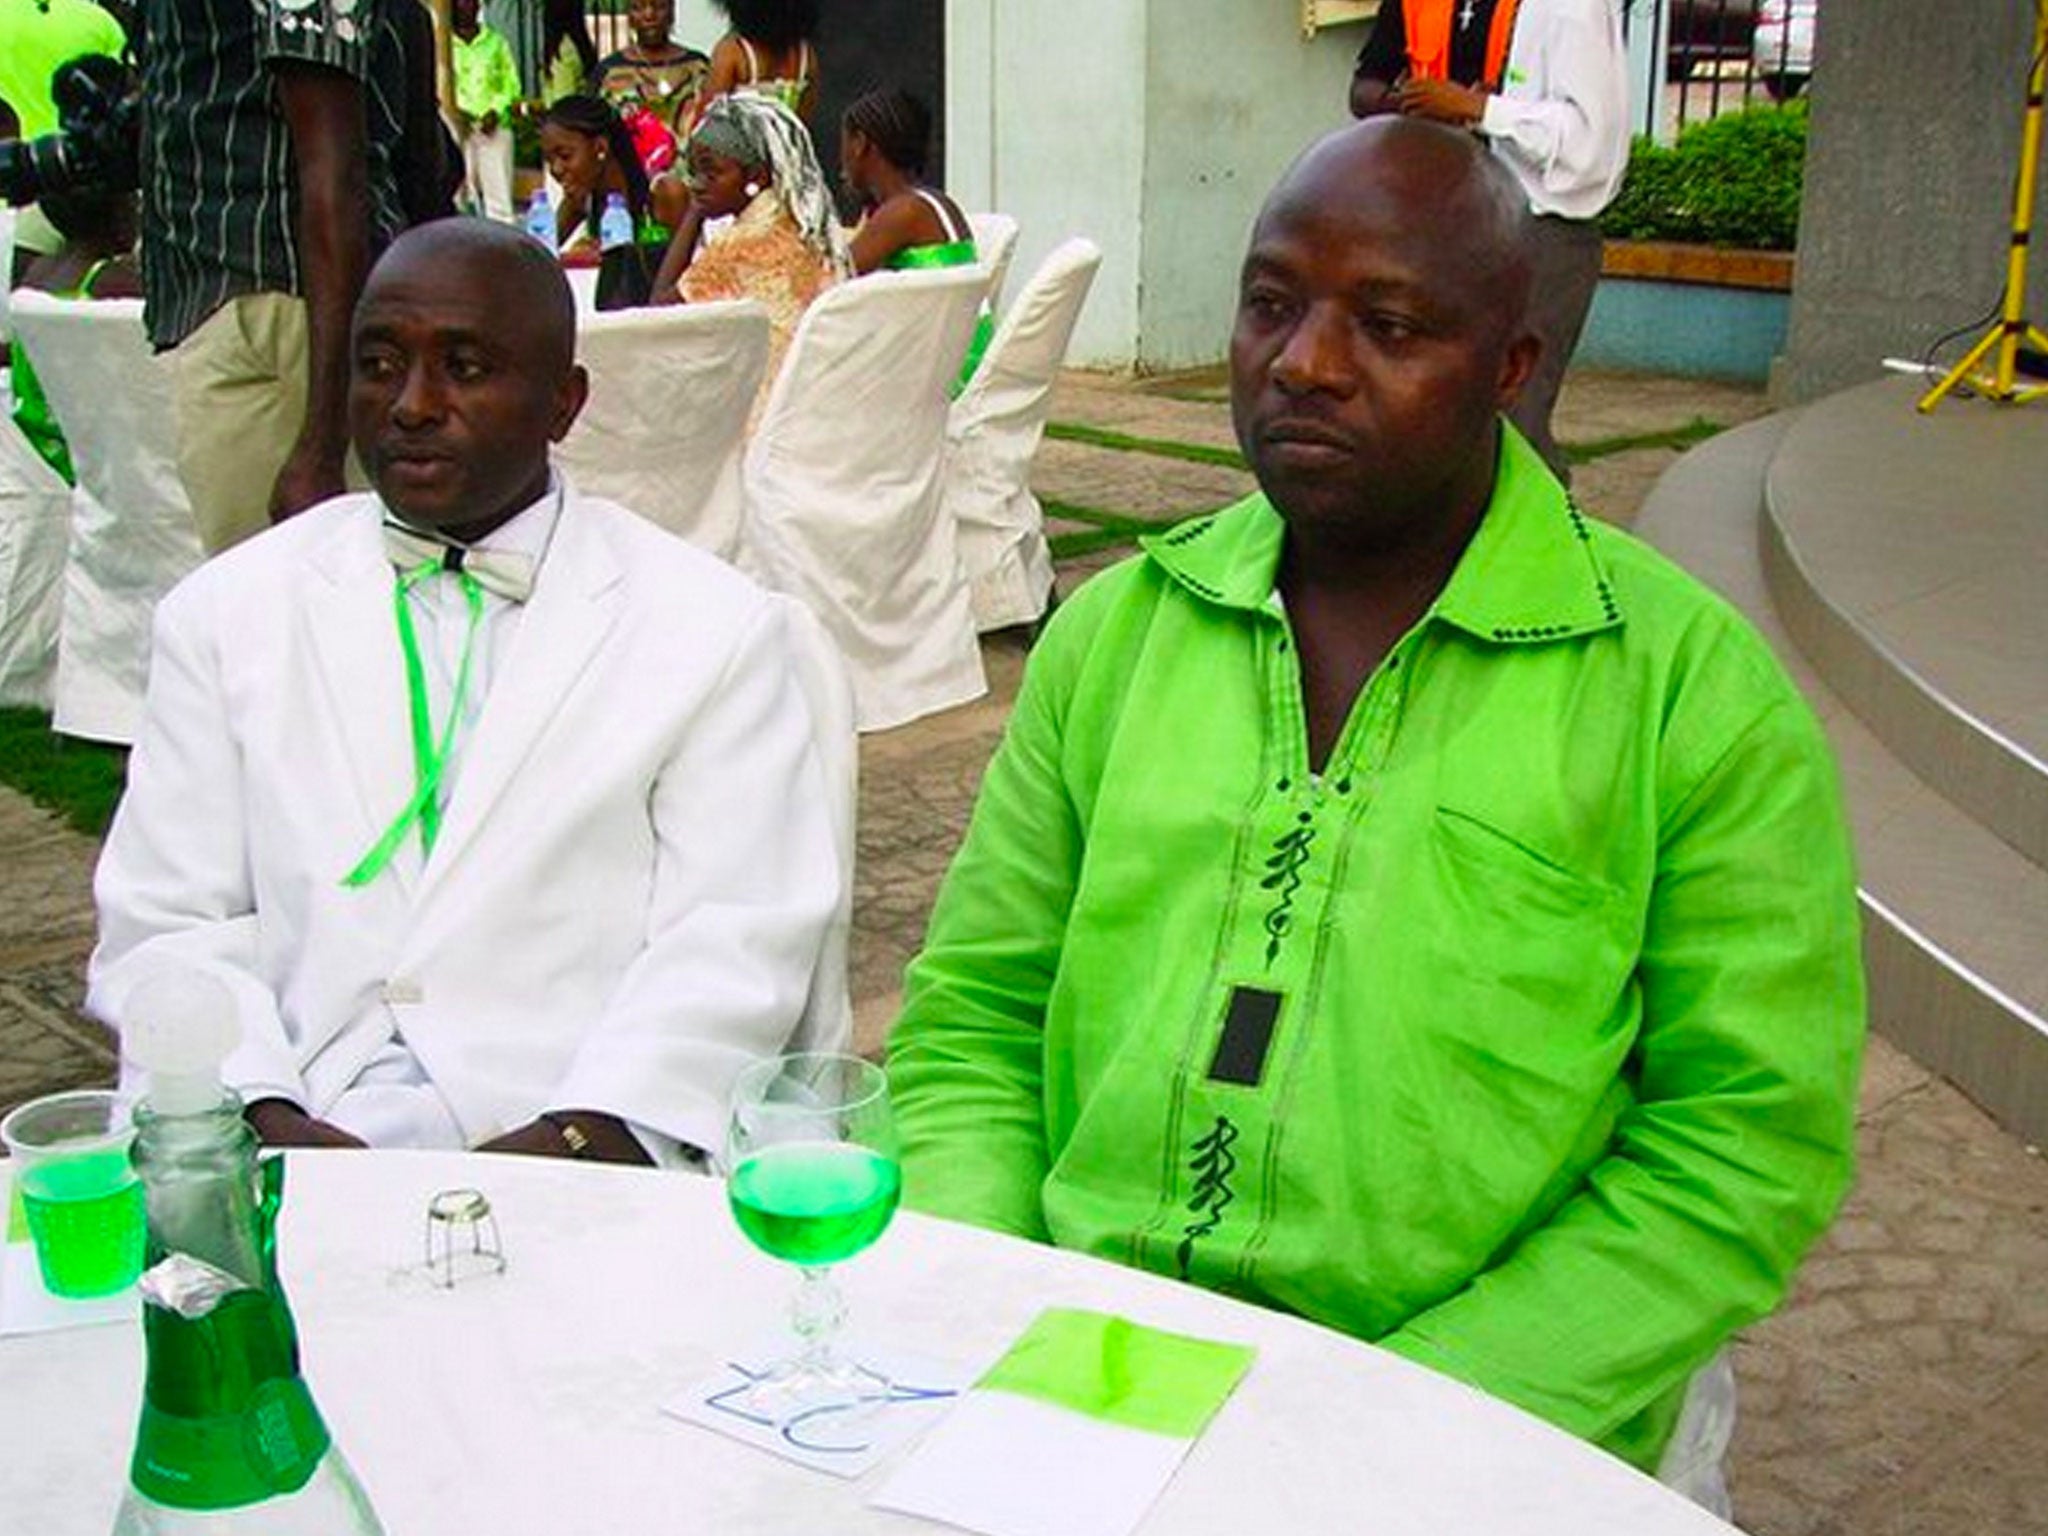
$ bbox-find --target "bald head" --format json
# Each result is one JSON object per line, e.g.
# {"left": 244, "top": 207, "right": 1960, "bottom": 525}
{"left": 349, "top": 219, "right": 588, "bottom": 538}
{"left": 363, "top": 218, "right": 579, "bottom": 379}
{"left": 1261, "top": 117, "right": 1534, "bottom": 337}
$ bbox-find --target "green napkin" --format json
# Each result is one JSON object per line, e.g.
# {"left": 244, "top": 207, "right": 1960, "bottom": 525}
{"left": 977, "top": 1307, "right": 1256, "bottom": 1439}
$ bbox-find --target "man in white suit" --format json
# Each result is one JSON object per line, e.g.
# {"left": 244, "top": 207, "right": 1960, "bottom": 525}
{"left": 89, "top": 219, "right": 844, "bottom": 1166}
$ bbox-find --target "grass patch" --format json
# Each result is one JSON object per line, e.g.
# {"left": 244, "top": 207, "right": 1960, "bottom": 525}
{"left": 0, "top": 709, "right": 125, "bottom": 837}
{"left": 1048, "top": 526, "right": 1146, "bottom": 561}
{"left": 1043, "top": 499, "right": 1205, "bottom": 561}
{"left": 1045, "top": 422, "right": 1249, "bottom": 472}
{"left": 1049, "top": 416, "right": 1726, "bottom": 474}
{"left": 1563, "top": 417, "right": 1725, "bottom": 465}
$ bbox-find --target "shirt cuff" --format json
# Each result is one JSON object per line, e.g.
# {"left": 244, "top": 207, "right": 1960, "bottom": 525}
{"left": 627, "top": 1119, "right": 711, "bottom": 1171}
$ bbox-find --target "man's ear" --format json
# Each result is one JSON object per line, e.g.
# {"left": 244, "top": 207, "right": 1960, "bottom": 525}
{"left": 1496, "top": 329, "right": 1541, "bottom": 411}
{"left": 549, "top": 363, "right": 591, "bottom": 443}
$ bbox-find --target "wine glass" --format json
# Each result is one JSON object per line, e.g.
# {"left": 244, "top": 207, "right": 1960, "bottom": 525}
{"left": 724, "top": 1051, "right": 901, "bottom": 1423}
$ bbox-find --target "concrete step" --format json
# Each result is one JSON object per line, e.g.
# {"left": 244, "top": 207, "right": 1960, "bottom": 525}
{"left": 1635, "top": 413, "right": 2048, "bottom": 1148}
{"left": 1762, "top": 377, "right": 2048, "bottom": 872}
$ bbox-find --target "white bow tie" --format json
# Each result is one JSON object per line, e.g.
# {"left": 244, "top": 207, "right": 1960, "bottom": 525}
{"left": 383, "top": 521, "right": 536, "bottom": 603}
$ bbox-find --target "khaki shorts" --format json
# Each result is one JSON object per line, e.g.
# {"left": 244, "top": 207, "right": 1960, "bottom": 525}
{"left": 167, "top": 291, "right": 314, "bottom": 554}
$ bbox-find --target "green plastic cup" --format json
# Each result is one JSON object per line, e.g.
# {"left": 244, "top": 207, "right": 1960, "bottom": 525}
{"left": 3, "top": 1089, "right": 144, "bottom": 1299}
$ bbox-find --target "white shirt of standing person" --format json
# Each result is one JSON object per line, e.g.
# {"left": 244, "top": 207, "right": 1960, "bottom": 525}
{"left": 1477, "top": 0, "right": 1631, "bottom": 218}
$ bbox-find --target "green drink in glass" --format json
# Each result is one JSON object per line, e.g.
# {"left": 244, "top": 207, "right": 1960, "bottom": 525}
{"left": 3, "top": 1089, "right": 145, "bottom": 1300}
{"left": 726, "top": 1053, "right": 901, "bottom": 1425}
{"left": 729, "top": 1141, "right": 901, "bottom": 1266}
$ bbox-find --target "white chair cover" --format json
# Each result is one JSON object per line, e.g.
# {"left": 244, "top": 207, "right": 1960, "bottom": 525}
{"left": 0, "top": 413, "right": 72, "bottom": 707}
{"left": 742, "top": 264, "right": 989, "bottom": 732}
{"left": 943, "top": 237, "right": 1102, "bottom": 632}
{"left": 741, "top": 264, "right": 987, "bottom": 733}
{"left": 557, "top": 300, "right": 770, "bottom": 562}
{"left": 9, "top": 293, "right": 203, "bottom": 744}
{"left": 774, "top": 596, "right": 856, "bottom": 1056}
{"left": 966, "top": 212, "right": 1020, "bottom": 314}
{"left": 564, "top": 265, "right": 599, "bottom": 316}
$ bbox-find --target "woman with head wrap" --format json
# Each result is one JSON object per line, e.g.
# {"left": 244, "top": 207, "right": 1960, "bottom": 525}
{"left": 651, "top": 94, "right": 848, "bottom": 397}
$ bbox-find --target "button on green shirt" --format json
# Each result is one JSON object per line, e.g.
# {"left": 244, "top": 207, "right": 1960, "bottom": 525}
{"left": 889, "top": 427, "right": 1865, "bottom": 1472}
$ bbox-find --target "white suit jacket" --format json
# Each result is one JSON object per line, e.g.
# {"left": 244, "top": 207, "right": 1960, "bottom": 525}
{"left": 88, "top": 487, "right": 843, "bottom": 1155}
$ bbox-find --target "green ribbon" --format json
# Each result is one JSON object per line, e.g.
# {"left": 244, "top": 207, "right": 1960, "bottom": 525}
{"left": 341, "top": 560, "right": 486, "bottom": 888}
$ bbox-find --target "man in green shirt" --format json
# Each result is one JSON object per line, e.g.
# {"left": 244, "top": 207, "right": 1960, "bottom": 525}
{"left": 888, "top": 118, "right": 1864, "bottom": 1508}
{"left": 450, "top": 0, "right": 521, "bottom": 222}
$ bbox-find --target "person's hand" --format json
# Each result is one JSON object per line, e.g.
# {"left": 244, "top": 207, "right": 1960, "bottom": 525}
{"left": 246, "top": 1098, "right": 368, "bottom": 1149}
{"left": 1395, "top": 77, "right": 1487, "bottom": 127}
{"left": 480, "top": 110, "right": 499, "bottom": 136}
{"left": 477, "top": 1112, "right": 654, "bottom": 1165}
{"left": 268, "top": 436, "right": 347, "bottom": 524}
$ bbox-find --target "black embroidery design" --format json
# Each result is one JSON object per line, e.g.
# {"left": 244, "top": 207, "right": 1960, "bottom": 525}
{"left": 1259, "top": 823, "right": 1314, "bottom": 966}
{"left": 1175, "top": 1115, "right": 1240, "bottom": 1280}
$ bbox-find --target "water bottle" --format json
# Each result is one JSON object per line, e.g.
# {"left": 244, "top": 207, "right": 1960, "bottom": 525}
{"left": 598, "top": 191, "right": 633, "bottom": 253}
{"left": 522, "top": 186, "right": 555, "bottom": 254}
{"left": 595, "top": 192, "right": 651, "bottom": 311}
{"left": 110, "top": 970, "right": 385, "bottom": 1535}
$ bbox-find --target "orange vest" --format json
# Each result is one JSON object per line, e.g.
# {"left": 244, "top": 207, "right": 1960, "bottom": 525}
{"left": 1403, "top": 0, "right": 1522, "bottom": 89}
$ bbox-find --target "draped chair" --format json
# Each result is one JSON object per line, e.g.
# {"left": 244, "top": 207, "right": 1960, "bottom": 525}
{"left": 942, "top": 237, "right": 1103, "bottom": 632}
{"left": 557, "top": 299, "right": 771, "bottom": 563}
{"left": 741, "top": 264, "right": 989, "bottom": 732}
{"left": 9, "top": 293, "right": 203, "bottom": 743}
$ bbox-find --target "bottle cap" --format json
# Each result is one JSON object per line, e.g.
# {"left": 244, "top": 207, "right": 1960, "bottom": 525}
{"left": 124, "top": 968, "right": 242, "bottom": 1117}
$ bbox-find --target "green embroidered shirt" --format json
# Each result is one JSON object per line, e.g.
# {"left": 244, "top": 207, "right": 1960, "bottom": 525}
{"left": 889, "top": 427, "right": 1865, "bottom": 1471}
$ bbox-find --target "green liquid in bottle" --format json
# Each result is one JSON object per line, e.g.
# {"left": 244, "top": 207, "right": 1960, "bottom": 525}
{"left": 20, "top": 1151, "right": 145, "bottom": 1298}
{"left": 729, "top": 1143, "right": 901, "bottom": 1266}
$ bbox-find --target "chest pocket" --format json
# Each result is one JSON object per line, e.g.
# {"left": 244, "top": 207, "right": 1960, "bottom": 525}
{"left": 1420, "top": 805, "right": 1635, "bottom": 1059}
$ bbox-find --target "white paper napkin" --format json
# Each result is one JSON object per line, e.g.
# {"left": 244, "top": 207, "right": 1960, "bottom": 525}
{"left": 870, "top": 1307, "right": 1256, "bottom": 1536}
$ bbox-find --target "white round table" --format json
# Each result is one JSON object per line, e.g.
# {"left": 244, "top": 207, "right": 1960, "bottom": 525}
{"left": 1, "top": 1150, "right": 1736, "bottom": 1535}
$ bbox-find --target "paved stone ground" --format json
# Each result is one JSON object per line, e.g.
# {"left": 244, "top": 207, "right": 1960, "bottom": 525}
{"left": 5, "top": 367, "right": 2046, "bottom": 1534}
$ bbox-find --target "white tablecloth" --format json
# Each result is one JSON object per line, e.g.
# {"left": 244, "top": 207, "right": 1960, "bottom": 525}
{"left": 0, "top": 1151, "right": 1736, "bottom": 1535}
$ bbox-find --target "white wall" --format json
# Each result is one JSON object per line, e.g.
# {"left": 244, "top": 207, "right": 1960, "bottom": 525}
{"left": 948, "top": 0, "right": 1368, "bottom": 371}
{"left": 947, "top": 0, "right": 1150, "bottom": 366}
{"left": 671, "top": 1, "right": 725, "bottom": 52}
{"left": 1138, "top": 7, "right": 1358, "bottom": 371}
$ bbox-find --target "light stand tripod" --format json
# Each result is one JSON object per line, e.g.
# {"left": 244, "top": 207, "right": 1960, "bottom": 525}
{"left": 1919, "top": 0, "right": 2048, "bottom": 411}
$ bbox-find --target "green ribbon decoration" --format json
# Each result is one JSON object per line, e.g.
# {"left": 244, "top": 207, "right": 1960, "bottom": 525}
{"left": 341, "top": 560, "right": 486, "bottom": 888}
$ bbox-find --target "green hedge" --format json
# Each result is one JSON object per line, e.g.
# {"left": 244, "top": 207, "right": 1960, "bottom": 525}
{"left": 1602, "top": 103, "right": 1808, "bottom": 251}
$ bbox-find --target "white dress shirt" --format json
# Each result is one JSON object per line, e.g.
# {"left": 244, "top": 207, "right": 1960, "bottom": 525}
{"left": 1477, "top": 0, "right": 1630, "bottom": 219}
{"left": 332, "top": 481, "right": 693, "bottom": 1167}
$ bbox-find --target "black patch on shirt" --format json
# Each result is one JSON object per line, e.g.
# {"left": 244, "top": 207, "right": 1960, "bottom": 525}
{"left": 1209, "top": 986, "right": 1282, "bottom": 1086}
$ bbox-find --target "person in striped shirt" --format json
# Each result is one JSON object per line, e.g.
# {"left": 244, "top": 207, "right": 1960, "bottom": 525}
{"left": 137, "top": 0, "right": 411, "bottom": 552}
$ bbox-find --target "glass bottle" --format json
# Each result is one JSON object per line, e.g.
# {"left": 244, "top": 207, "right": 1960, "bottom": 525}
{"left": 111, "top": 971, "right": 385, "bottom": 1535}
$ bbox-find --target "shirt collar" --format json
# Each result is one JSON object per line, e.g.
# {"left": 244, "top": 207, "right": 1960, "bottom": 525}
{"left": 381, "top": 471, "right": 564, "bottom": 570}
{"left": 1140, "top": 425, "right": 1625, "bottom": 645}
